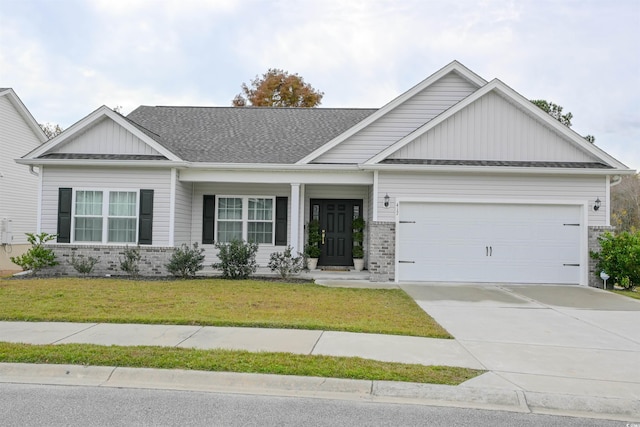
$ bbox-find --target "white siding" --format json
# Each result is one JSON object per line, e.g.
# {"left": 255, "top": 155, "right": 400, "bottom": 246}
{"left": 315, "top": 72, "right": 477, "bottom": 164}
{"left": 376, "top": 172, "right": 607, "bottom": 225}
{"left": 55, "top": 117, "right": 160, "bottom": 155}
{"left": 173, "top": 179, "right": 193, "bottom": 245}
{"left": 40, "top": 166, "right": 172, "bottom": 245}
{"left": 191, "top": 182, "right": 291, "bottom": 266}
{"left": 390, "top": 91, "right": 598, "bottom": 162}
{"left": 0, "top": 95, "right": 42, "bottom": 247}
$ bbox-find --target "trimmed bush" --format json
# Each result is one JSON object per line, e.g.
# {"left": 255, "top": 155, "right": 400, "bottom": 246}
{"left": 10, "top": 232, "right": 58, "bottom": 275}
{"left": 268, "top": 246, "right": 303, "bottom": 279}
{"left": 212, "top": 240, "right": 258, "bottom": 279}
{"left": 69, "top": 253, "right": 100, "bottom": 277}
{"left": 591, "top": 230, "right": 640, "bottom": 289}
{"left": 120, "top": 246, "right": 142, "bottom": 278}
{"left": 166, "top": 243, "right": 205, "bottom": 279}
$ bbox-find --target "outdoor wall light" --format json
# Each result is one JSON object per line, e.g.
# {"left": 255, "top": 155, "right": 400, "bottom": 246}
{"left": 594, "top": 197, "right": 601, "bottom": 211}
{"left": 384, "top": 193, "right": 390, "bottom": 208}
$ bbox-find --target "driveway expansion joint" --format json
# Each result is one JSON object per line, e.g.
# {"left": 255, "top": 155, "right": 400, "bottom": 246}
{"left": 51, "top": 322, "right": 99, "bottom": 344}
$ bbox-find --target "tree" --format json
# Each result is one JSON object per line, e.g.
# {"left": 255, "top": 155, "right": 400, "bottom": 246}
{"left": 611, "top": 174, "right": 640, "bottom": 232}
{"left": 232, "top": 69, "right": 324, "bottom": 107}
{"left": 39, "top": 123, "right": 63, "bottom": 139}
{"left": 530, "top": 99, "right": 595, "bottom": 143}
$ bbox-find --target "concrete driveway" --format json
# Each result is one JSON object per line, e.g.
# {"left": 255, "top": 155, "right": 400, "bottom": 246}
{"left": 400, "top": 283, "right": 640, "bottom": 400}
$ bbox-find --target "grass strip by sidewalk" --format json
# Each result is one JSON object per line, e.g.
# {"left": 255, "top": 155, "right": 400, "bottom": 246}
{"left": 612, "top": 289, "right": 640, "bottom": 300}
{"left": 0, "top": 278, "right": 450, "bottom": 338}
{"left": 0, "top": 342, "right": 482, "bottom": 385}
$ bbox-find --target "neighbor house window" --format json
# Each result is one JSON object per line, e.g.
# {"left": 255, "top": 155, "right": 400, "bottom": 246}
{"left": 73, "top": 190, "right": 138, "bottom": 243}
{"left": 216, "top": 196, "right": 274, "bottom": 244}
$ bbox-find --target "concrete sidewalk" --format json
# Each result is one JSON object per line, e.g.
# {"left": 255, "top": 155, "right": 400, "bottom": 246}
{"left": 0, "top": 320, "right": 638, "bottom": 422}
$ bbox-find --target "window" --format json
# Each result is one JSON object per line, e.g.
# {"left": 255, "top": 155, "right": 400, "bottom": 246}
{"left": 73, "top": 190, "right": 138, "bottom": 243}
{"left": 216, "top": 196, "right": 274, "bottom": 244}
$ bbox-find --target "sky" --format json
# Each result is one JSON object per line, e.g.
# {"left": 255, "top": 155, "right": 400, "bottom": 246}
{"left": 1, "top": 0, "right": 639, "bottom": 170}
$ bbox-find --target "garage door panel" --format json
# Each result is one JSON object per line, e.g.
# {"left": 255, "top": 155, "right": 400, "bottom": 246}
{"left": 398, "top": 202, "right": 581, "bottom": 284}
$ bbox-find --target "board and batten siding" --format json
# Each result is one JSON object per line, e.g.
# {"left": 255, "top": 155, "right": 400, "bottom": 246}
{"left": 191, "top": 182, "right": 292, "bottom": 266}
{"left": 390, "top": 91, "right": 598, "bottom": 163}
{"left": 0, "top": 95, "right": 42, "bottom": 246}
{"left": 173, "top": 179, "right": 193, "bottom": 245}
{"left": 55, "top": 117, "right": 161, "bottom": 156}
{"left": 40, "top": 166, "right": 172, "bottom": 245}
{"left": 315, "top": 72, "right": 478, "bottom": 164}
{"left": 376, "top": 172, "right": 607, "bottom": 225}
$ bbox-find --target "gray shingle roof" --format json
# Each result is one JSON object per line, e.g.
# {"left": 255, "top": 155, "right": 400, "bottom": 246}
{"left": 39, "top": 153, "right": 168, "bottom": 161}
{"left": 126, "top": 106, "right": 376, "bottom": 164}
{"left": 380, "top": 159, "right": 613, "bottom": 168}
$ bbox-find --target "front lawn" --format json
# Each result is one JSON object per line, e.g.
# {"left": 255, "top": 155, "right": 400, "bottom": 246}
{"left": 0, "top": 277, "right": 450, "bottom": 338}
{"left": 0, "top": 342, "right": 480, "bottom": 385}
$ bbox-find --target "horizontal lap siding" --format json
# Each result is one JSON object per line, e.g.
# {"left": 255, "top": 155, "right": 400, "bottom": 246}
{"left": 0, "top": 96, "right": 42, "bottom": 244}
{"left": 56, "top": 118, "right": 160, "bottom": 155}
{"left": 174, "top": 180, "right": 193, "bottom": 245}
{"left": 376, "top": 172, "right": 606, "bottom": 225}
{"left": 41, "top": 167, "right": 172, "bottom": 245}
{"left": 316, "top": 73, "right": 477, "bottom": 163}
{"left": 191, "top": 182, "right": 291, "bottom": 266}
{"left": 391, "top": 92, "right": 596, "bottom": 162}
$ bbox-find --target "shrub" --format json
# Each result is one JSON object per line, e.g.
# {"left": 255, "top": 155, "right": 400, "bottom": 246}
{"left": 212, "top": 239, "right": 258, "bottom": 279}
{"left": 10, "top": 232, "right": 58, "bottom": 275}
{"left": 69, "top": 253, "right": 100, "bottom": 277}
{"left": 268, "top": 246, "right": 303, "bottom": 279}
{"left": 166, "top": 243, "right": 205, "bottom": 279}
{"left": 120, "top": 246, "right": 142, "bottom": 278}
{"left": 591, "top": 230, "right": 640, "bottom": 289}
{"left": 304, "top": 220, "right": 322, "bottom": 259}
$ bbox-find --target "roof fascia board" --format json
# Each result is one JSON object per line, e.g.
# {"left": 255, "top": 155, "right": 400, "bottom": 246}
{"left": 15, "top": 158, "right": 187, "bottom": 167}
{"left": 359, "top": 163, "right": 636, "bottom": 176}
{"left": 295, "top": 60, "right": 487, "bottom": 165}
{"left": 1, "top": 88, "right": 48, "bottom": 143}
{"left": 22, "top": 106, "right": 182, "bottom": 161}
{"left": 365, "top": 79, "right": 631, "bottom": 170}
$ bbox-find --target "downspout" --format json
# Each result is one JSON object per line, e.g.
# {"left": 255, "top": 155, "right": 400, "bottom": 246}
{"left": 29, "top": 165, "right": 39, "bottom": 177}
{"left": 609, "top": 175, "right": 622, "bottom": 187}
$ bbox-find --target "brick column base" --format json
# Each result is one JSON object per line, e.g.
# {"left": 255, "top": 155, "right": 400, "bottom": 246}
{"left": 368, "top": 221, "right": 395, "bottom": 282}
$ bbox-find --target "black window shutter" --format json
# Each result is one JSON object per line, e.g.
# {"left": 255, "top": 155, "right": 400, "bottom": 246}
{"left": 138, "top": 189, "right": 154, "bottom": 245}
{"left": 275, "top": 197, "right": 288, "bottom": 246}
{"left": 202, "top": 195, "right": 215, "bottom": 244}
{"left": 57, "top": 188, "right": 72, "bottom": 243}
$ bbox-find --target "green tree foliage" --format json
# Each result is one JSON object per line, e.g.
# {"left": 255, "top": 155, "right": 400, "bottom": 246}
{"left": 611, "top": 174, "right": 640, "bottom": 232}
{"left": 10, "top": 232, "right": 58, "bottom": 275}
{"left": 212, "top": 240, "right": 258, "bottom": 279}
{"left": 39, "top": 123, "right": 63, "bottom": 139}
{"left": 232, "top": 69, "right": 324, "bottom": 107}
{"left": 530, "top": 99, "right": 595, "bottom": 143}
{"left": 166, "top": 243, "right": 205, "bottom": 279}
{"left": 120, "top": 246, "right": 141, "bottom": 278}
{"left": 591, "top": 230, "right": 640, "bottom": 289}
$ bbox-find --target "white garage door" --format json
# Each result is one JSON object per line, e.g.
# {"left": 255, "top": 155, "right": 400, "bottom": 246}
{"left": 397, "top": 202, "right": 582, "bottom": 284}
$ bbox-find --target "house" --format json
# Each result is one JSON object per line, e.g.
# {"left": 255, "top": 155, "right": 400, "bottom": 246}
{"left": 17, "top": 61, "right": 634, "bottom": 286}
{"left": 0, "top": 88, "right": 48, "bottom": 272}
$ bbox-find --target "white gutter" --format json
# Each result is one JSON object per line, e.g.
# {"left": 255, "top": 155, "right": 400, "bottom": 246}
{"left": 358, "top": 164, "right": 636, "bottom": 176}
{"left": 16, "top": 159, "right": 188, "bottom": 168}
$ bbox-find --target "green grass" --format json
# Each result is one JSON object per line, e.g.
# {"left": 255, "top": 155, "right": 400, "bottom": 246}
{"left": 0, "top": 342, "right": 481, "bottom": 385}
{"left": 0, "top": 277, "right": 450, "bottom": 338}
{"left": 612, "top": 288, "right": 640, "bottom": 300}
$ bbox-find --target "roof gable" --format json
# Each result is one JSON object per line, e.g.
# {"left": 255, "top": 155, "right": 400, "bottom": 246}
{"left": 367, "top": 79, "right": 629, "bottom": 170}
{"left": 296, "top": 61, "right": 487, "bottom": 164}
{"left": 0, "top": 88, "right": 47, "bottom": 144}
{"left": 24, "top": 106, "right": 182, "bottom": 162}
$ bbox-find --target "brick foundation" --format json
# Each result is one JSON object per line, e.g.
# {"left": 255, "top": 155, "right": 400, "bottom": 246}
{"left": 42, "top": 245, "right": 175, "bottom": 277}
{"left": 587, "top": 226, "right": 615, "bottom": 289}
{"left": 368, "top": 221, "right": 395, "bottom": 282}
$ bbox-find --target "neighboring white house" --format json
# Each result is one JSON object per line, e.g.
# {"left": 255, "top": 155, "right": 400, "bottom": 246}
{"left": 0, "top": 88, "right": 48, "bottom": 272}
{"left": 17, "top": 62, "right": 635, "bottom": 286}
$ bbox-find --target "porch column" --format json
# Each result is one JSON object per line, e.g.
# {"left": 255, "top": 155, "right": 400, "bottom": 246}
{"left": 290, "top": 183, "right": 301, "bottom": 253}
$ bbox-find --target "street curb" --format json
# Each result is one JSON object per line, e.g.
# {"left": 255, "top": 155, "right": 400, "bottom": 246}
{"left": 0, "top": 363, "right": 638, "bottom": 422}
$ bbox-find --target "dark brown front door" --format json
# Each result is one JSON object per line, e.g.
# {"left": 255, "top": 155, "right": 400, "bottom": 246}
{"left": 310, "top": 199, "right": 362, "bottom": 266}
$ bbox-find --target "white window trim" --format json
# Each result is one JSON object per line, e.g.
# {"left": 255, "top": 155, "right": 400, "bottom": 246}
{"left": 72, "top": 188, "right": 140, "bottom": 244}
{"left": 215, "top": 195, "right": 276, "bottom": 245}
